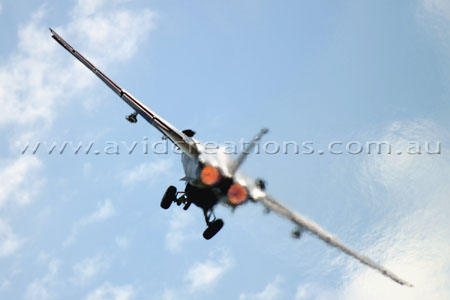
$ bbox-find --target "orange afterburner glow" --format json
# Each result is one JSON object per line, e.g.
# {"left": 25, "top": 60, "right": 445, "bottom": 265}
{"left": 200, "top": 165, "right": 220, "bottom": 186}
{"left": 227, "top": 183, "right": 248, "bottom": 205}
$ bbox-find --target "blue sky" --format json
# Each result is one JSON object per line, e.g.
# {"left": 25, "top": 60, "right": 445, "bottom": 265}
{"left": 0, "top": 0, "right": 449, "bottom": 299}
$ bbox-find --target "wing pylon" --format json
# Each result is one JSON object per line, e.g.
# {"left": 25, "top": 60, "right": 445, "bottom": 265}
{"left": 49, "top": 28, "right": 198, "bottom": 157}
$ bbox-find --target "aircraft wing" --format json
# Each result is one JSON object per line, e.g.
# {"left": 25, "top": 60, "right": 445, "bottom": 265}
{"left": 50, "top": 28, "right": 198, "bottom": 157}
{"left": 252, "top": 194, "right": 413, "bottom": 287}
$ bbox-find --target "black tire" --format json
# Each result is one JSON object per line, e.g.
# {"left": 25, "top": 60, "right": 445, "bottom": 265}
{"left": 202, "top": 219, "right": 224, "bottom": 240}
{"left": 161, "top": 186, "right": 177, "bottom": 209}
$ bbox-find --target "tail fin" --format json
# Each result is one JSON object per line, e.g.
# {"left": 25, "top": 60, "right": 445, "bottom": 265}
{"left": 230, "top": 128, "right": 269, "bottom": 175}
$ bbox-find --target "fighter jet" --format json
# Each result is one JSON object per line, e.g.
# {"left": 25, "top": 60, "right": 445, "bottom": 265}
{"left": 50, "top": 28, "right": 413, "bottom": 287}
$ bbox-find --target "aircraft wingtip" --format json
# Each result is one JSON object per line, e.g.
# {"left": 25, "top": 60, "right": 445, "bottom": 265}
{"left": 398, "top": 279, "right": 414, "bottom": 287}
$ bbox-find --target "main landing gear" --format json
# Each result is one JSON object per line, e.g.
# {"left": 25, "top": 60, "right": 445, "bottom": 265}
{"left": 202, "top": 210, "right": 224, "bottom": 240}
{"left": 160, "top": 186, "right": 191, "bottom": 210}
{"left": 160, "top": 185, "right": 224, "bottom": 240}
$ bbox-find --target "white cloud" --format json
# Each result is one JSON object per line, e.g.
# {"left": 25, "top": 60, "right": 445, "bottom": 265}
{"left": 0, "top": 0, "right": 154, "bottom": 296}
{"left": 0, "top": 0, "right": 156, "bottom": 262}
{"left": 184, "top": 251, "right": 233, "bottom": 292}
{"left": 421, "top": 0, "right": 450, "bottom": 51}
{"left": 115, "top": 236, "right": 130, "bottom": 249}
{"left": 25, "top": 259, "right": 61, "bottom": 300}
{"left": 73, "top": 0, "right": 108, "bottom": 17}
{"left": 165, "top": 209, "right": 196, "bottom": 253}
{"left": 161, "top": 288, "right": 176, "bottom": 300}
{"left": 0, "top": 0, "right": 155, "bottom": 133}
{"left": 333, "top": 207, "right": 450, "bottom": 300}
{"left": 0, "top": 8, "right": 72, "bottom": 131}
{"left": 64, "top": 198, "right": 116, "bottom": 246}
{"left": 294, "top": 283, "right": 334, "bottom": 300}
{"left": 0, "top": 219, "right": 22, "bottom": 257}
{"left": 295, "top": 283, "right": 311, "bottom": 300}
{"left": 83, "top": 198, "right": 116, "bottom": 223}
{"left": 69, "top": 0, "right": 155, "bottom": 63}
{"left": 239, "top": 276, "right": 283, "bottom": 300}
{"left": 85, "top": 282, "right": 135, "bottom": 300}
{"left": 360, "top": 120, "right": 447, "bottom": 208}
{"left": 158, "top": 252, "right": 233, "bottom": 299}
{"left": 319, "top": 120, "right": 450, "bottom": 300}
{"left": 121, "top": 159, "right": 173, "bottom": 187}
{"left": 423, "top": 0, "right": 450, "bottom": 20}
{"left": 0, "top": 156, "right": 43, "bottom": 208}
{"left": 0, "top": 279, "right": 10, "bottom": 290}
{"left": 73, "top": 255, "right": 110, "bottom": 285}
{"left": 0, "top": 156, "right": 42, "bottom": 258}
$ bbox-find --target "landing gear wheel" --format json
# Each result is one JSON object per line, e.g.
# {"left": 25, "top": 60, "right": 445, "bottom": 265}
{"left": 161, "top": 186, "right": 177, "bottom": 209}
{"left": 202, "top": 219, "right": 224, "bottom": 240}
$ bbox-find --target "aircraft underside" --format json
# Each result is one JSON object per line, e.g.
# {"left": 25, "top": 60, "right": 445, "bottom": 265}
{"left": 160, "top": 183, "right": 224, "bottom": 240}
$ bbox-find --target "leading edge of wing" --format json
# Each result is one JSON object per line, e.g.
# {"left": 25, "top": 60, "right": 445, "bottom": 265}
{"left": 49, "top": 28, "right": 198, "bottom": 157}
{"left": 255, "top": 195, "right": 413, "bottom": 287}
